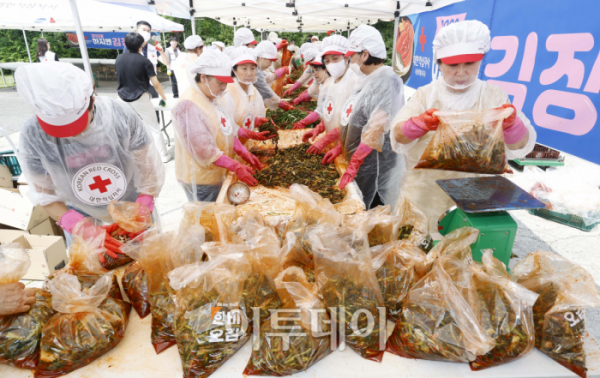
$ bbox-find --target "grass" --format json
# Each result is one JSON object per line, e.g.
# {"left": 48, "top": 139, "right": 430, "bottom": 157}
{"left": 0, "top": 73, "right": 15, "bottom": 89}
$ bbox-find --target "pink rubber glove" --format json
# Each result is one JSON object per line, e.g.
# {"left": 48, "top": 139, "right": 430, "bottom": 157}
{"left": 59, "top": 210, "right": 124, "bottom": 261}
{"left": 293, "top": 111, "right": 320, "bottom": 129}
{"left": 214, "top": 154, "right": 258, "bottom": 186}
{"left": 254, "top": 117, "right": 269, "bottom": 128}
{"left": 307, "top": 128, "right": 340, "bottom": 155}
{"left": 275, "top": 66, "right": 289, "bottom": 79}
{"left": 238, "top": 127, "right": 276, "bottom": 141}
{"left": 339, "top": 143, "right": 373, "bottom": 190}
{"left": 233, "top": 137, "right": 263, "bottom": 171}
{"left": 58, "top": 209, "right": 85, "bottom": 234}
{"left": 135, "top": 194, "right": 155, "bottom": 213}
{"left": 292, "top": 90, "right": 311, "bottom": 105}
{"left": 401, "top": 108, "right": 440, "bottom": 140}
{"left": 302, "top": 120, "right": 326, "bottom": 143}
{"left": 284, "top": 81, "right": 302, "bottom": 97}
{"left": 279, "top": 101, "right": 295, "bottom": 111}
{"left": 322, "top": 143, "right": 342, "bottom": 165}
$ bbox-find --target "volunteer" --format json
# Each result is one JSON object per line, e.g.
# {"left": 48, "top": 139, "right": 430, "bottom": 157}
{"left": 293, "top": 54, "right": 331, "bottom": 130}
{"left": 303, "top": 35, "right": 358, "bottom": 156}
{"left": 212, "top": 41, "right": 225, "bottom": 51}
{"left": 327, "top": 25, "right": 405, "bottom": 209}
{"left": 311, "top": 36, "right": 322, "bottom": 47}
{"left": 173, "top": 35, "right": 205, "bottom": 96}
{"left": 224, "top": 46, "right": 268, "bottom": 134}
{"left": 172, "top": 49, "right": 272, "bottom": 202}
{"left": 285, "top": 47, "right": 321, "bottom": 104}
{"left": 391, "top": 20, "right": 536, "bottom": 232}
{"left": 0, "top": 278, "right": 36, "bottom": 316}
{"left": 254, "top": 41, "right": 295, "bottom": 111}
{"left": 287, "top": 40, "right": 298, "bottom": 54}
{"left": 233, "top": 27, "right": 257, "bottom": 48}
{"left": 116, "top": 32, "right": 171, "bottom": 163}
{"left": 16, "top": 62, "right": 164, "bottom": 255}
{"left": 36, "top": 38, "right": 58, "bottom": 62}
{"left": 164, "top": 36, "right": 181, "bottom": 98}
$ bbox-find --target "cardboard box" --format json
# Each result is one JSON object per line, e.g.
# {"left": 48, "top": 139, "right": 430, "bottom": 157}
{"left": 0, "top": 187, "right": 49, "bottom": 231}
{"left": 11, "top": 234, "right": 68, "bottom": 281}
{"left": 0, "top": 164, "right": 12, "bottom": 189}
{"left": 0, "top": 230, "right": 28, "bottom": 245}
{"left": 29, "top": 218, "right": 64, "bottom": 237}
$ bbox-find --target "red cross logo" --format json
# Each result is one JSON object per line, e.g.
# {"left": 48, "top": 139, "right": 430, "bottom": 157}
{"left": 327, "top": 103, "right": 333, "bottom": 114}
{"left": 419, "top": 27, "right": 427, "bottom": 52}
{"left": 244, "top": 118, "right": 252, "bottom": 128}
{"left": 346, "top": 104, "right": 353, "bottom": 117}
{"left": 89, "top": 175, "right": 112, "bottom": 194}
{"left": 221, "top": 117, "right": 227, "bottom": 128}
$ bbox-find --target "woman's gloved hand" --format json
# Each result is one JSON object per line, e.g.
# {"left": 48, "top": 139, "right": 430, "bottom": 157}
{"left": 275, "top": 66, "right": 289, "bottom": 79}
{"left": 214, "top": 155, "right": 258, "bottom": 186}
{"left": 401, "top": 108, "right": 439, "bottom": 140}
{"left": 238, "top": 127, "right": 276, "bottom": 141}
{"left": 495, "top": 104, "right": 528, "bottom": 144}
{"left": 322, "top": 143, "right": 342, "bottom": 165}
{"left": 279, "top": 101, "right": 295, "bottom": 111}
{"left": 0, "top": 283, "right": 36, "bottom": 316}
{"left": 302, "top": 120, "right": 326, "bottom": 143}
{"left": 339, "top": 143, "right": 373, "bottom": 189}
{"left": 307, "top": 128, "right": 340, "bottom": 155}
{"left": 284, "top": 81, "right": 302, "bottom": 97}
{"left": 234, "top": 137, "right": 263, "bottom": 171}
{"left": 292, "top": 90, "right": 311, "bottom": 105}
{"left": 293, "top": 112, "right": 320, "bottom": 130}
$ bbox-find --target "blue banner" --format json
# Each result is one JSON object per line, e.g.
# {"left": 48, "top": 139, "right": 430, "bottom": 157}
{"left": 66, "top": 32, "right": 128, "bottom": 50}
{"left": 396, "top": 0, "right": 600, "bottom": 164}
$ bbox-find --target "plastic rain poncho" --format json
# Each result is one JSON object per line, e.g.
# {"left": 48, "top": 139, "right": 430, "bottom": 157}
{"left": 255, "top": 69, "right": 281, "bottom": 111}
{"left": 390, "top": 78, "right": 537, "bottom": 232}
{"left": 340, "top": 66, "right": 405, "bottom": 209}
{"left": 225, "top": 79, "right": 266, "bottom": 131}
{"left": 314, "top": 77, "right": 332, "bottom": 119}
{"left": 322, "top": 67, "right": 358, "bottom": 133}
{"left": 173, "top": 52, "right": 198, "bottom": 97}
{"left": 18, "top": 96, "right": 165, "bottom": 222}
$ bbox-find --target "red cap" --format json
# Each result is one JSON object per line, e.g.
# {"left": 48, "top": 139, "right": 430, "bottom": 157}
{"left": 322, "top": 50, "right": 344, "bottom": 56}
{"left": 440, "top": 53, "right": 484, "bottom": 65}
{"left": 344, "top": 51, "right": 356, "bottom": 58}
{"left": 248, "top": 40, "right": 257, "bottom": 45}
{"left": 215, "top": 76, "right": 234, "bottom": 83}
{"left": 236, "top": 60, "right": 258, "bottom": 66}
{"left": 37, "top": 111, "right": 89, "bottom": 138}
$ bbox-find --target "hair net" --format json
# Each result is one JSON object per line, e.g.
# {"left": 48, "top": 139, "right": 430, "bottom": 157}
{"left": 433, "top": 20, "right": 490, "bottom": 61}
{"left": 189, "top": 49, "right": 232, "bottom": 76}
{"left": 255, "top": 41, "right": 278, "bottom": 60}
{"left": 234, "top": 27, "right": 256, "bottom": 47}
{"left": 321, "top": 35, "right": 349, "bottom": 55}
{"left": 228, "top": 46, "right": 257, "bottom": 66}
{"left": 340, "top": 66, "right": 405, "bottom": 209}
{"left": 184, "top": 35, "right": 204, "bottom": 50}
{"left": 347, "top": 24, "right": 386, "bottom": 59}
{"left": 18, "top": 97, "right": 165, "bottom": 222}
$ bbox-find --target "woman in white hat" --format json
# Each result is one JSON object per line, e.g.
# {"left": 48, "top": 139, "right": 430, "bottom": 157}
{"left": 284, "top": 47, "right": 321, "bottom": 105}
{"left": 390, "top": 20, "right": 536, "bottom": 232}
{"left": 172, "top": 49, "right": 271, "bottom": 202}
{"left": 233, "top": 28, "right": 257, "bottom": 48}
{"left": 292, "top": 52, "right": 331, "bottom": 130}
{"left": 173, "top": 35, "right": 205, "bottom": 96}
{"left": 253, "top": 41, "right": 295, "bottom": 112}
{"left": 326, "top": 25, "right": 406, "bottom": 210}
{"left": 16, "top": 62, "right": 164, "bottom": 256}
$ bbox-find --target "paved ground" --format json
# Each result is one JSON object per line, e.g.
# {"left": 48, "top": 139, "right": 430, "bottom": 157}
{"left": 1, "top": 79, "right": 599, "bottom": 340}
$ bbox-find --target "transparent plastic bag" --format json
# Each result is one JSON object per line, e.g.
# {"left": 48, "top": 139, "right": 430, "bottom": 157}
{"left": 281, "top": 231, "right": 315, "bottom": 283}
{"left": 415, "top": 108, "right": 514, "bottom": 174}
{"left": 229, "top": 210, "right": 267, "bottom": 243}
{"left": 469, "top": 250, "right": 538, "bottom": 370}
{"left": 513, "top": 251, "right": 600, "bottom": 378}
{"left": 122, "top": 262, "right": 150, "bottom": 319}
{"left": 309, "top": 224, "right": 385, "bottom": 362}
{"left": 344, "top": 205, "right": 401, "bottom": 247}
{"left": 244, "top": 267, "right": 333, "bottom": 376}
{"left": 371, "top": 241, "right": 427, "bottom": 321}
{"left": 181, "top": 202, "right": 237, "bottom": 243}
{"left": 426, "top": 227, "right": 479, "bottom": 268}
{"left": 386, "top": 253, "right": 494, "bottom": 363}
{"left": 35, "top": 272, "right": 130, "bottom": 378}
{"left": 168, "top": 253, "right": 251, "bottom": 378}
{"left": 0, "top": 244, "right": 54, "bottom": 369}
{"left": 394, "top": 196, "right": 433, "bottom": 253}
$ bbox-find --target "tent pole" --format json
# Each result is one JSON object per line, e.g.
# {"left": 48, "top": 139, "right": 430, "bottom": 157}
{"left": 191, "top": 16, "right": 196, "bottom": 35}
{"left": 393, "top": 3, "right": 400, "bottom": 68}
{"left": 68, "top": 0, "right": 93, "bottom": 77}
{"left": 22, "top": 28, "right": 32, "bottom": 63}
{"left": 41, "top": 31, "right": 44, "bottom": 37}
{"left": 162, "top": 31, "right": 166, "bottom": 47}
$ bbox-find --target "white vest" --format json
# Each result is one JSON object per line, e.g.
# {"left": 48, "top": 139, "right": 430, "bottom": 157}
{"left": 39, "top": 51, "right": 56, "bottom": 63}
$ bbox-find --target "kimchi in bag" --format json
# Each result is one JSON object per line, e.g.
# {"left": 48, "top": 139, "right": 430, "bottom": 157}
{"left": 0, "top": 244, "right": 54, "bottom": 369}
{"left": 180, "top": 202, "right": 237, "bottom": 243}
{"left": 414, "top": 107, "right": 514, "bottom": 174}
{"left": 513, "top": 251, "right": 600, "bottom": 378}
{"left": 344, "top": 205, "right": 401, "bottom": 247}
{"left": 394, "top": 196, "right": 433, "bottom": 253}
{"left": 35, "top": 272, "right": 130, "bottom": 378}
{"left": 121, "top": 262, "right": 150, "bottom": 318}
{"left": 281, "top": 231, "right": 316, "bottom": 283}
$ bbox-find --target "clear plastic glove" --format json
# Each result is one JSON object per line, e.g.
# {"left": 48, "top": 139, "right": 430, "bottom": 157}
{"left": 234, "top": 137, "right": 263, "bottom": 171}
{"left": 322, "top": 143, "right": 342, "bottom": 165}
{"left": 307, "top": 128, "right": 340, "bottom": 155}
{"left": 0, "top": 282, "right": 37, "bottom": 316}
{"left": 292, "top": 90, "right": 311, "bottom": 105}
{"left": 284, "top": 81, "right": 302, "bottom": 97}
{"left": 339, "top": 143, "right": 373, "bottom": 189}
{"left": 302, "top": 120, "right": 326, "bottom": 143}
{"left": 279, "top": 101, "right": 295, "bottom": 111}
{"left": 214, "top": 155, "right": 258, "bottom": 186}
{"left": 293, "top": 111, "right": 320, "bottom": 130}
{"left": 275, "top": 66, "right": 289, "bottom": 79}
{"left": 238, "top": 127, "right": 276, "bottom": 141}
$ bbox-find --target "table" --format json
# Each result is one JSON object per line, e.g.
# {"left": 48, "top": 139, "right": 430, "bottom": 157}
{"left": 151, "top": 97, "right": 176, "bottom": 147}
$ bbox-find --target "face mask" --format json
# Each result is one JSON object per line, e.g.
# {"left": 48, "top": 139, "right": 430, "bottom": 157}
{"left": 350, "top": 62, "right": 365, "bottom": 77}
{"left": 139, "top": 31, "right": 151, "bottom": 42}
{"left": 441, "top": 64, "right": 481, "bottom": 91}
{"left": 235, "top": 72, "right": 257, "bottom": 85}
{"left": 326, "top": 59, "right": 347, "bottom": 80}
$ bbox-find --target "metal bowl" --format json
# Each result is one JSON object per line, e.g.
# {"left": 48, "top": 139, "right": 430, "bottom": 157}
{"left": 227, "top": 182, "right": 251, "bottom": 205}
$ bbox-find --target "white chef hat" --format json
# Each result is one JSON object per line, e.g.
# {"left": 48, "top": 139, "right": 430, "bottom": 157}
{"left": 311, "top": 36, "right": 319, "bottom": 41}
{"left": 268, "top": 31, "right": 279, "bottom": 43}
{"left": 345, "top": 24, "right": 386, "bottom": 59}
{"left": 298, "top": 42, "right": 312, "bottom": 58}
{"left": 184, "top": 35, "right": 204, "bottom": 50}
{"left": 303, "top": 48, "right": 321, "bottom": 65}
{"left": 233, "top": 27, "right": 257, "bottom": 47}
{"left": 190, "top": 49, "right": 234, "bottom": 83}
{"left": 228, "top": 46, "right": 257, "bottom": 67}
{"left": 16, "top": 62, "right": 93, "bottom": 138}
{"left": 255, "top": 41, "right": 278, "bottom": 61}
{"left": 433, "top": 20, "right": 490, "bottom": 64}
{"left": 212, "top": 41, "right": 225, "bottom": 49}
{"left": 308, "top": 53, "right": 324, "bottom": 67}
{"left": 321, "top": 35, "right": 349, "bottom": 56}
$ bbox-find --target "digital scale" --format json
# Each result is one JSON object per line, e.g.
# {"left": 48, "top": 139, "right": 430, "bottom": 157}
{"left": 436, "top": 176, "right": 546, "bottom": 268}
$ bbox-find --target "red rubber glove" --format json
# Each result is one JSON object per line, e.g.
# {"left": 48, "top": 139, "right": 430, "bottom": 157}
{"left": 279, "top": 101, "right": 295, "bottom": 111}
{"left": 293, "top": 111, "right": 320, "bottom": 130}
{"left": 286, "top": 76, "right": 294, "bottom": 85}
{"left": 322, "top": 143, "right": 342, "bottom": 165}
{"left": 276, "top": 40, "right": 289, "bottom": 50}
{"left": 238, "top": 127, "right": 276, "bottom": 141}
{"left": 496, "top": 104, "right": 517, "bottom": 129}
{"left": 275, "top": 66, "right": 289, "bottom": 79}
{"left": 302, "top": 120, "right": 326, "bottom": 143}
{"left": 233, "top": 137, "right": 263, "bottom": 170}
{"left": 284, "top": 81, "right": 302, "bottom": 97}
{"left": 292, "top": 90, "right": 311, "bottom": 105}
{"left": 401, "top": 108, "right": 439, "bottom": 140}
{"left": 495, "top": 104, "right": 527, "bottom": 144}
{"left": 254, "top": 117, "right": 269, "bottom": 128}
{"left": 307, "top": 128, "right": 340, "bottom": 155}
{"left": 214, "top": 154, "right": 258, "bottom": 186}
{"left": 339, "top": 143, "right": 373, "bottom": 190}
